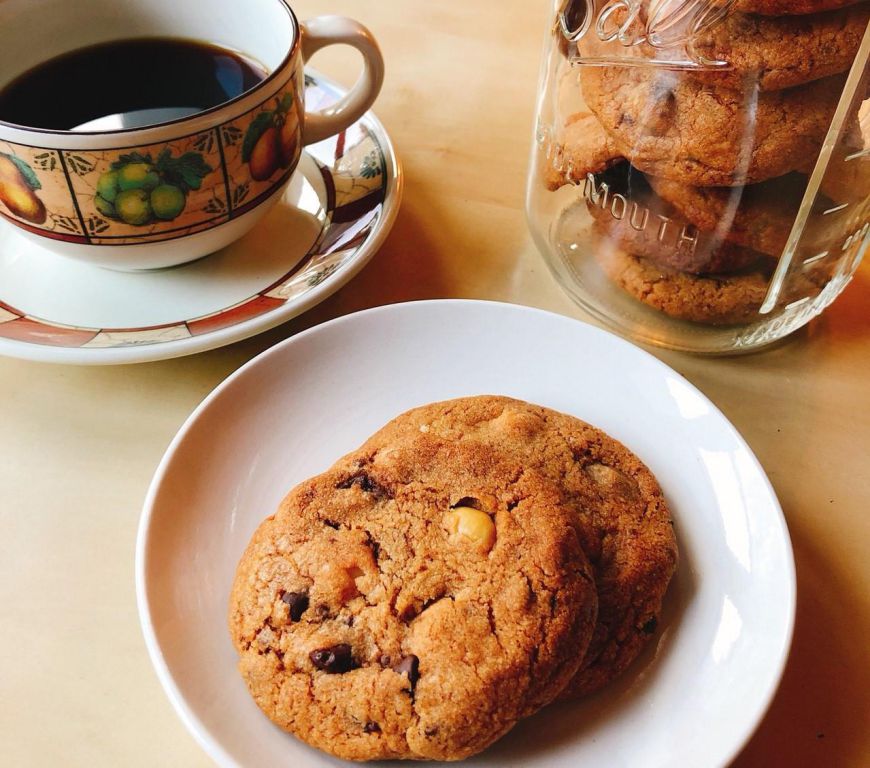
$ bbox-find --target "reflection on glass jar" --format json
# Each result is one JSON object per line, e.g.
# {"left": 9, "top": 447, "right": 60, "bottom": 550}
{"left": 527, "top": 0, "right": 870, "bottom": 353}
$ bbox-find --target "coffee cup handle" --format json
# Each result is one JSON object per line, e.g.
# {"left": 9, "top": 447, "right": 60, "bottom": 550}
{"left": 299, "top": 16, "right": 384, "bottom": 145}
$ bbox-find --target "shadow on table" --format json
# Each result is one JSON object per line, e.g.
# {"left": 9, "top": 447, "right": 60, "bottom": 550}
{"left": 731, "top": 521, "right": 870, "bottom": 767}
{"left": 777, "top": 264, "right": 870, "bottom": 353}
{"left": 809, "top": 265, "right": 870, "bottom": 343}
{"left": 194, "top": 189, "right": 454, "bottom": 373}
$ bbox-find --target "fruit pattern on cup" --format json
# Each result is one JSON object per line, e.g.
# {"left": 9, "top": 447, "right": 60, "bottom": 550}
{"left": 0, "top": 152, "right": 46, "bottom": 224}
{"left": 94, "top": 149, "right": 214, "bottom": 226}
{"left": 242, "top": 92, "right": 300, "bottom": 181}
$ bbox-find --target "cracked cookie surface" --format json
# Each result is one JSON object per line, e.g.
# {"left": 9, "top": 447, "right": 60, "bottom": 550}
{"left": 363, "top": 396, "right": 679, "bottom": 698}
{"left": 582, "top": 67, "right": 844, "bottom": 186}
{"left": 544, "top": 112, "right": 622, "bottom": 191}
{"left": 597, "top": 247, "right": 778, "bottom": 325}
{"left": 646, "top": 173, "right": 806, "bottom": 259}
{"left": 229, "top": 438, "right": 597, "bottom": 761}
{"left": 597, "top": 245, "right": 835, "bottom": 325}
{"left": 690, "top": 6, "right": 868, "bottom": 92}
{"left": 733, "top": 0, "right": 862, "bottom": 14}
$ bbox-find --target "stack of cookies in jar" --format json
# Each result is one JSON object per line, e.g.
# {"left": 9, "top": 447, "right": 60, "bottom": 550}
{"left": 548, "top": 0, "right": 869, "bottom": 326}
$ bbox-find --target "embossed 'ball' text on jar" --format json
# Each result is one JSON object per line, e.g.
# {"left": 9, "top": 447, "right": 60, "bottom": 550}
{"left": 526, "top": 0, "right": 870, "bottom": 353}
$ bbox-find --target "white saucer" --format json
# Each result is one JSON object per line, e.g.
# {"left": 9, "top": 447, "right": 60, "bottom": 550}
{"left": 137, "top": 300, "right": 795, "bottom": 768}
{"left": 0, "top": 71, "right": 401, "bottom": 365}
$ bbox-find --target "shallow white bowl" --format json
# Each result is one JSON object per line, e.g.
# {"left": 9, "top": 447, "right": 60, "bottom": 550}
{"left": 137, "top": 299, "right": 795, "bottom": 767}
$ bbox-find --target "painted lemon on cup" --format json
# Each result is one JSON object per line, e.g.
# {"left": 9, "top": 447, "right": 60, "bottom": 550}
{"left": 150, "top": 184, "right": 186, "bottom": 220}
{"left": 94, "top": 194, "right": 116, "bottom": 218}
{"left": 115, "top": 188, "right": 152, "bottom": 225}
{"left": 92, "top": 150, "right": 212, "bottom": 226}
{"left": 117, "top": 162, "right": 160, "bottom": 191}
{"left": 96, "top": 169, "right": 120, "bottom": 202}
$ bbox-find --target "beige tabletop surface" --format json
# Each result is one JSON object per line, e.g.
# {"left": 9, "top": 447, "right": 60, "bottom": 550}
{"left": 2, "top": 2, "right": 869, "bottom": 766}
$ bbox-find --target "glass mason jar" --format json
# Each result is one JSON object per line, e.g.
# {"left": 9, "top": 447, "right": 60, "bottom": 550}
{"left": 526, "top": 0, "right": 870, "bottom": 353}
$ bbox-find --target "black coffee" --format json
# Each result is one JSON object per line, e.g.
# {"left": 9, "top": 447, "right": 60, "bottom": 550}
{"left": 0, "top": 37, "right": 269, "bottom": 131}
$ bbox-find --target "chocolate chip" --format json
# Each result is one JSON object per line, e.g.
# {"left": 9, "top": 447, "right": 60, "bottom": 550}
{"left": 424, "top": 726, "right": 439, "bottom": 737}
{"left": 323, "top": 519, "right": 341, "bottom": 530}
{"left": 393, "top": 655, "right": 420, "bottom": 689}
{"left": 335, "top": 472, "right": 391, "bottom": 499}
{"left": 641, "top": 616, "right": 658, "bottom": 635}
{"left": 309, "top": 643, "right": 357, "bottom": 673}
{"left": 281, "top": 591, "right": 309, "bottom": 622}
{"left": 345, "top": 614, "right": 355, "bottom": 627}
{"left": 363, "top": 722, "right": 381, "bottom": 734}
{"left": 336, "top": 472, "right": 374, "bottom": 491}
{"left": 364, "top": 531, "right": 381, "bottom": 563}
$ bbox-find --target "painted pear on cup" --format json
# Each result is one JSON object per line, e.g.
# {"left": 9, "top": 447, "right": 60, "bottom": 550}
{"left": 242, "top": 90, "right": 298, "bottom": 182}
{"left": 249, "top": 126, "right": 281, "bottom": 181}
{"left": 0, "top": 154, "right": 46, "bottom": 224}
{"left": 279, "top": 109, "right": 300, "bottom": 168}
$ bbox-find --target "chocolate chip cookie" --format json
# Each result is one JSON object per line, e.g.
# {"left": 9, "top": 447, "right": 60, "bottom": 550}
{"left": 646, "top": 173, "right": 806, "bottom": 258}
{"left": 363, "top": 396, "right": 679, "bottom": 699}
{"left": 691, "top": 5, "right": 869, "bottom": 92}
{"left": 587, "top": 164, "right": 762, "bottom": 273}
{"left": 596, "top": 246, "right": 778, "bottom": 324}
{"left": 229, "top": 439, "right": 597, "bottom": 761}
{"left": 544, "top": 112, "right": 622, "bottom": 191}
{"left": 734, "top": 0, "right": 862, "bottom": 14}
{"left": 582, "top": 67, "right": 844, "bottom": 186}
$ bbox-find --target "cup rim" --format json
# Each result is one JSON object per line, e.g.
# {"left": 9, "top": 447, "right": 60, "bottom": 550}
{"left": 0, "top": 0, "right": 299, "bottom": 137}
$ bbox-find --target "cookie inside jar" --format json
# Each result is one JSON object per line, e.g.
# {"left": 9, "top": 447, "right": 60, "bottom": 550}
{"left": 529, "top": 0, "right": 869, "bottom": 348}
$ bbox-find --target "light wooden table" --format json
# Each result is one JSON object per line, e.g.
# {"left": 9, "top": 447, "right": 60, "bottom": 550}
{"left": 2, "top": 2, "right": 868, "bottom": 765}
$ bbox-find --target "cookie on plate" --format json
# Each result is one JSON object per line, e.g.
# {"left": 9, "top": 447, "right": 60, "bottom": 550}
{"left": 363, "top": 396, "right": 679, "bottom": 699}
{"left": 581, "top": 67, "right": 844, "bottom": 186}
{"left": 229, "top": 438, "right": 597, "bottom": 761}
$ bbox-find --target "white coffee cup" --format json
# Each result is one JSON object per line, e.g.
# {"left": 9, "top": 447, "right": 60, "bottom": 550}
{"left": 0, "top": 0, "right": 384, "bottom": 270}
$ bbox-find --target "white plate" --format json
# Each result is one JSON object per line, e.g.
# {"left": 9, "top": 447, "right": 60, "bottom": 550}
{"left": 137, "top": 300, "right": 795, "bottom": 768}
{"left": 0, "top": 71, "right": 401, "bottom": 365}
